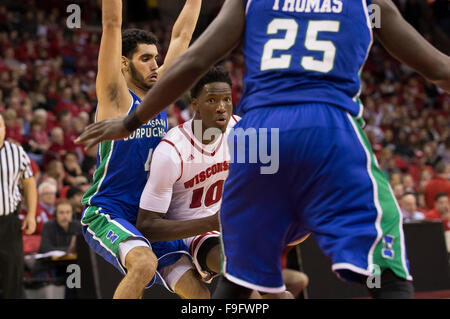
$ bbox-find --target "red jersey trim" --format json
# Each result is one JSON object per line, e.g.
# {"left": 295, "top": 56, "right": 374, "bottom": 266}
{"left": 179, "top": 124, "right": 224, "bottom": 157}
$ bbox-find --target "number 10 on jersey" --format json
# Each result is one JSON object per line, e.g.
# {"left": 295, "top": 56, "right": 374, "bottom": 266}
{"left": 189, "top": 180, "right": 225, "bottom": 208}
{"left": 261, "top": 19, "right": 340, "bottom": 73}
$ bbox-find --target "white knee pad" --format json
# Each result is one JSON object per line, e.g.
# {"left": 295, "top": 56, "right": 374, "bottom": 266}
{"left": 158, "top": 255, "right": 194, "bottom": 291}
{"left": 118, "top": 238, "right": 151, "bottom": 268}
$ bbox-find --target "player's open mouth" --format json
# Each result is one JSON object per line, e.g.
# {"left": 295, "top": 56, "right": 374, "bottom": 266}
{"left": 148, "top": 73, "right": 158, "bottom": 82}
{"left": 216, "top": 118, "right": 226, "bottom": 125}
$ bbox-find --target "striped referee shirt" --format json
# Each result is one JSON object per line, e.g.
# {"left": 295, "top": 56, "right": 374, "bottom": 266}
{"left": 0, "top": 141, "right": 33, "bottom": 216}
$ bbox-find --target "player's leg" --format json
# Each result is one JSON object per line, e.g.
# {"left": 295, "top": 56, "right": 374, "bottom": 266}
{"left": 253, "top": 269, "right": 307, "bottom": 299}
{"left": 204, "top": 241, "right": 221, "bottom": 274}
{"left": 159, "top": 254, "right": 210, "bottom": 299}
{"left": 344, "top": 113, "right": 413, "bottom": 298}
{"left": 81, "top": 206, "right": 157, "bottom": 298}
{"left": 213, "top": 112, "right": 296, "bottom": 298}
{"left": 282, "top": 269, "right": 309, "bottom": 298}
{"left": 191, "top": 233, "right": 222, "bottom": 276}
{"left": 213, "top": 276, "right": 253, "bottom": 299}
{"left": 189, "top": 235, "right": 277, "bottom": 299}
{"left": 290, "top": 104, "right": 413, "bottom": 298}
{"left": 366, "top": 269, "right": 414, "bottom": 299}
{"left": 114, "top": 242, "right": 157, "bottom": 299}
{"left": 174, "top": 269, "right": 210, "bottom": 299}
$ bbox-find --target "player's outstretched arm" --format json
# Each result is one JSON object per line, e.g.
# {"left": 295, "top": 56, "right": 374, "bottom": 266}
{"left": 373, "top": 0, "right": 450, "bottom": 92}
{"left": 96, "top": 0, "right": 132, "bottom": 121}
{"left": 136, "top": 209, "right": 219, "bottom": 242}
{"left": 75, "top": 0, "right": 245, "bottom": 150}
{"left": 157, "top": 0, "right": 203, "bottom": 80}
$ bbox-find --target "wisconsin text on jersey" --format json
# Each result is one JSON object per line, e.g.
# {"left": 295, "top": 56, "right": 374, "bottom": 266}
{"left": 124, "top": 118, "right": 167, "bottom": 141}
{"left": 272, "top": 0, "right": 343, "bottom": 13}
{"left": 184, "top": 161, "right": 230, "bottom": 189}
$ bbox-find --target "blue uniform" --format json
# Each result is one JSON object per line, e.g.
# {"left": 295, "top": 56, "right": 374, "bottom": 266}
{"left": 81, "top": 90, "right": 188, "bottom": 289}
{"left": 220, "top": 0, "right": 412, "bottom": 293}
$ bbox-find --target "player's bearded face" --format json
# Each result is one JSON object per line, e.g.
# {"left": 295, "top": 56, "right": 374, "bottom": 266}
{"left": 128, "top": 44, "right": 159, "bottom": 91}
{"left": 129, "top": 60, "right": 154, "bottom": 90}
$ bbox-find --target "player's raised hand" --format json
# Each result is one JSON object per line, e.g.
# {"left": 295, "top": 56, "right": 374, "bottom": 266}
{"left": 75, "top": 117, "right": 130, "bottom": 151}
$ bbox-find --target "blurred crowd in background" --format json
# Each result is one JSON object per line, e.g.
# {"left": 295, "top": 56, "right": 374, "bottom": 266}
{"left": 0, "top": 0, "right": 448, "bottom": 270}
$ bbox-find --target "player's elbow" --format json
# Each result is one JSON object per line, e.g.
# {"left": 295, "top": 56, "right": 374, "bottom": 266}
{"left": 171, "top": 28, "right": 193, "bottom": 44}
{"left": 424, "top": 59, "right": 450, "bottom": 83}
{"left": 136, "top": 217, "right": 162, "bottom": 243}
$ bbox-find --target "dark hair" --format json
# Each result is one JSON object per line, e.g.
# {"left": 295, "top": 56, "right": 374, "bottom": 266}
{"left": 434, "top": 161, "right": 446, "bottom": 174}
{"left": 435, "top": 192, "right": 449, "bottom": 202}
{"left": 66, "top": 186, "right": 83, "bottom": 199}
{"left": 190, "top": 66, "right": 233, "bottom": 99}
{"left": 122, "top": 29, "right": 158, "bottom": 59}
{"left": 55, "top": 199, "right": 73, "bottom": 212}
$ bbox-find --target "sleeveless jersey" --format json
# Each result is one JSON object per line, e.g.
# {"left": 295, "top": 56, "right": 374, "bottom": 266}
{"left": 239, "top": 0, "right": 373, "bottom": 117}
{"left": 139, "top": 115, "right": 240, "bottom": 220}
{"left": 82, "top": 90, "right": 167, "bottom": 223}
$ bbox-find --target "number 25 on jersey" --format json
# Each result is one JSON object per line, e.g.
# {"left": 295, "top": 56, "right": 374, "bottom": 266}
{"left": 261, "top": 19, "right": 340, "bottom": 73}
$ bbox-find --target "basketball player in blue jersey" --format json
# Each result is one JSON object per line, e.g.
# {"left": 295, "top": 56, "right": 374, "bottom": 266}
{"left": 79, "top": 0, "right": 203, "bottom": 299}
{"left": 76, "top": 0, "right": 450, "bottom": 298}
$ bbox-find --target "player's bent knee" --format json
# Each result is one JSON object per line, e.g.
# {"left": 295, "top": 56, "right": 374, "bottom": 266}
{"left": 125, "top": 246, "right": 157, "bottom": 284}
{"left": 205, "top": 244, "right": 222, "bottom": 274}
{"left": 174, "top": 269, "right": 210, "bottom": 299}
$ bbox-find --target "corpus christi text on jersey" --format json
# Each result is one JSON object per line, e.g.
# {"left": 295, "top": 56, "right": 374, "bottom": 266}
{"left": 124, "top": 118, "right": 167, "bottom": 141}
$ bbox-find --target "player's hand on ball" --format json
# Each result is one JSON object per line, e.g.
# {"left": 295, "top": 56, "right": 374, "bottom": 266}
{"left": 75, "top": 117, "right": 130, "bottom": 151}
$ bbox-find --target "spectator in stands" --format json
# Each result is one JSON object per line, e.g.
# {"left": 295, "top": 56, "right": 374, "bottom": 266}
{"left": 44, "top": 126, "right": 67, "bottom": 165}
{"left": 37, "top": 182, "right": 57, "bottom": 223}
{"left": 425, "top": 193, "right": 450, "bottom": 231}
{"left": 66, "top": 187, "right": 84, "bottom": 221}
{"left": 43, "top": 159, "right": 65, "bottom": 194}
{"left": 27, "top": 119, "right": 50, "bottom": 165}
{"left": 3, "top": 108, "right": 23, "bottom": 144}
{"left": 392, "top": 183, "right": 405, "bottom": 203}
{"left": 402, "top": 174, "right": 416, "bottom": 194}
{"left": 38, "top": 199, "right": 81, "bottom": 255}
{"left": 424, "top": 161, "right": 450, "bottom": 210}
{"left": 400, "top": 193, "right": 425, "bottom": 222}
{"left": 81, "top": 144, "right": 97, "bottom": 178}
{"left": 63, "top": 151, "right": 83, "bottom": 186}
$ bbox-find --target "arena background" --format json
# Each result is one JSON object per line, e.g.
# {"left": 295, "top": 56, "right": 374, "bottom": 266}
{"left": 0, "top": 0, "right": 449, "bottom": 299}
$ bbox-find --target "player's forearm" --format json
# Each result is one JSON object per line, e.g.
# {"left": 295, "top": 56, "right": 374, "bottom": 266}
{"left": 137, "top": 214, "right": 217, "bottom": 243}
{"left": 102, "top": 0, "right": 122, "bottom": 27}
{"left": 135, "top": 51, "right": 206, "bottom": 124}
{"left": 171, "top": 0, "right": 202, "bottom": 42}
{"left": 373, "top": 0, "right": 450, "bottom": 83}
{"left": 22, "top": 177, "right": 37, "bottom": 218}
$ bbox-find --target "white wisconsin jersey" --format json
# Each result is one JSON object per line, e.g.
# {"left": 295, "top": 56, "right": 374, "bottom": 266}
{"left": 140, "top": 115, "right": 240, "bottom": 221}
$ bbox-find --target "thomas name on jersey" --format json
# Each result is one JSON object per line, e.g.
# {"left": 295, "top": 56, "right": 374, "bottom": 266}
{"left": 272, "top": 0, "right": 343, "bottom": 13}
{"left": 123, "top": 118, "right": 167, "bottom": 141}
{"left": 183, "top": 161, "right": 230, "bottom": 189}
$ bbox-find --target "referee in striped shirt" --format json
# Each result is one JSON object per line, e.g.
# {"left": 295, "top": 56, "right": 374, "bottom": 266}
{"left": 0, "top": 114, "right": 37, "bottom": 298}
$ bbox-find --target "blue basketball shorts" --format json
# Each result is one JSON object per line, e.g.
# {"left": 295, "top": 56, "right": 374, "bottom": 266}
{"left": 81, "top": 205, "right": 189, "bottom": 290}
{"left": 220, "top": 103, "right": 412, "bottom": 293}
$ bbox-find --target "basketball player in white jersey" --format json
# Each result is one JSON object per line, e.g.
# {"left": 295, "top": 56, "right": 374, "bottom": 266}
{"left": 136, "top": 67, "right": 238, "bottom": 298}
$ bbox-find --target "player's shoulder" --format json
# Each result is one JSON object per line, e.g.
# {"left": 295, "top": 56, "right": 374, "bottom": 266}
{"left": 155, "top": 121, "right": 191, "bottom": 159}
{"left": 161, "top": 123, "right": 186, "bottom": 145}
{"left": 228, "top": 114, "right": 241, "bottom": 128}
